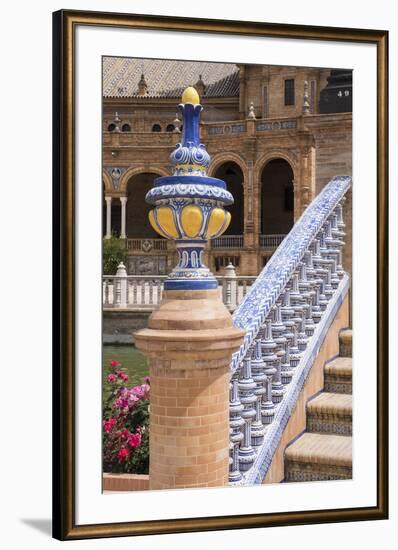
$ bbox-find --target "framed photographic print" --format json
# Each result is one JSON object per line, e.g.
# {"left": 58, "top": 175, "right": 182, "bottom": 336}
{"left": 52, "top": 9, "right": 388, "bottom": 540}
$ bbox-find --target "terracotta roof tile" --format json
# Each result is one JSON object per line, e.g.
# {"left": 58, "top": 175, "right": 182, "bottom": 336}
{"left": 103, "top": 57, "right": 239, "bottom": 99}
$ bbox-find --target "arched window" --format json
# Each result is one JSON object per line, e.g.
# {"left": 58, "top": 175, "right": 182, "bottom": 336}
{"left": 122, "top": 123, "right": 131, "bottom": 132}
{"left": 213, "top": 162, "right": 244, "bottom": 235}
{"left": 107, "top": 123, "right": 116, "bottom": 132}
{"left": 126, "top": 173, "right": 163, "bottom": 239}
{"left": 152, "top": 124, "right": 162, "bottom": 132}
{"left": 166, "top": 124, "right": 175, "bottom": 132}
{"left": 261, "top": 158, "right": 294, "bottom": 235}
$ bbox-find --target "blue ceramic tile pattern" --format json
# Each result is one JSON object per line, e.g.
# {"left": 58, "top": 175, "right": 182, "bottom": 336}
{"left": 243, "top": 275, "right": 350, "bottom": 484}
{"left": 231, "top": 175, "right": 352, "bottom": 376}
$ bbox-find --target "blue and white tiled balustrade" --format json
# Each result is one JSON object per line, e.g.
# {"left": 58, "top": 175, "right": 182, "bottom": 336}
{"left": 228, "top": 175, "right": 351, "bottom": 485}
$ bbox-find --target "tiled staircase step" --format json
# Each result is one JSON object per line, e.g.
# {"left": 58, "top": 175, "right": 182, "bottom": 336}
{"left": 307, "top": 392, "right": 352, "bottom": 435}
{"left": 285, "top": 433, "right": 352, "bottom": 481}
{"left": 339, "top": 329, "right": 352, "bottom": 358}
{"left": 324, "top": 357, "right": 352, "bottom": 394}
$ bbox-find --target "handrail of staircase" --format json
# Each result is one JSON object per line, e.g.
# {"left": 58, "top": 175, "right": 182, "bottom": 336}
{"left": 231, "top": 175, "right": 351, "bottom": 375}
{"left": 228, "top": 175, "right": 352, "bottom": 485}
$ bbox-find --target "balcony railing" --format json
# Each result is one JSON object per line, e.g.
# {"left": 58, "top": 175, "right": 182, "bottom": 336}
{"left": 124, "top": 235, "right": 287, "bottom": 259}
{"left": 126, "top": 238, "right": 168, "bottom": 252}
{"left": 124, "top": 235, "right": 286, "bottom": 251}
{"left": 259, "top": 234, "right": 287, "bottom": 249}
{"left": 228, "top": 175, "right": 351, "bottom": 485}
{"left": 210, "top": 235, "right": 243, "bottom": 249}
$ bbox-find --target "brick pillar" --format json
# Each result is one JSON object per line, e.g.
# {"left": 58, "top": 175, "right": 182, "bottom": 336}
{"left": 134, "top": 289, "right": 245, "bottom": 490}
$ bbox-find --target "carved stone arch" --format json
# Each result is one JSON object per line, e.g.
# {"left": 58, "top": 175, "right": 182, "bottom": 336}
{"left": 119, "top": 165, "right": 169, "bottom": 194}
{"left": 102, "top": 170, "right": 113, "bottom": 194}
{"left": 208, "top": 152, "right": 249, "bottom": 181}
{"left": 208, "top": 154, "right": 247, "bottom": 237}
{"left": 254, "top": 150, "right": 298, "bottom": 183}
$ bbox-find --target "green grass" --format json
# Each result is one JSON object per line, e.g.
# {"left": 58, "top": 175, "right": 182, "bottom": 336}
{"left": 103, "top": 345, "right": 149, "bottom": 400}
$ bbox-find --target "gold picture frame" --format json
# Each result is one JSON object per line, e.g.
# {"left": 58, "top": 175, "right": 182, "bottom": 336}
{"left": 52, "top": 9, "right": 388, "bottom": 540}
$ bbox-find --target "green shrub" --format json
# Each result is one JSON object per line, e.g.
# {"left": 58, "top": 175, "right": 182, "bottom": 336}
{"left": 103, "top": 234, "right": 127, "bottom": 274}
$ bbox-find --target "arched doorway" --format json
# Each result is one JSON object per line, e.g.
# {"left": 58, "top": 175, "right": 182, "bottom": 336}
{"left": 126, "top": 173, "right": 162, "bottom": 238}
{"left": 111, "top": 201, "right": 121, "bottom": 236}
{"left": 261, "top": 158, "right": 294, "bottom": 235}
{"left": 213, "top": 162, "right": 244, "bottom": 235}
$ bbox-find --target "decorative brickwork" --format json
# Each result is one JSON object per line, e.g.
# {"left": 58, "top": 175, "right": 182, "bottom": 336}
{"left": 148, "top": 359, "right": 231, "bottom": 489}
{"left": 134, "top": 289, "right": 244, "bottom": 489}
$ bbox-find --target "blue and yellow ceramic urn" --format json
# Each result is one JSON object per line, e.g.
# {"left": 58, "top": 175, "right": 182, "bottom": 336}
{"left": 146, "top": 86, "right": 233, "bottom": 290}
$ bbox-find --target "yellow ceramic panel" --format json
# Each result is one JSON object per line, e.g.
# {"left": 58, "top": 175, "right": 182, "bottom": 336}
{"left": 181, "top": 205, "right": 203, "bottom": 238}
{"left": 206, "top": 208, "right": 228, "bottom": 238}
{"left": 155, "top": 207, "right": 179, "bottom": 238}
{"left": 224, "top": 211, "right": 231, "bottom": 233}
{"left": 213, "top": 211, "right": 231, "bottom": 238}
{"left": 148, "top": 210, "right": 169, "bottom": 238}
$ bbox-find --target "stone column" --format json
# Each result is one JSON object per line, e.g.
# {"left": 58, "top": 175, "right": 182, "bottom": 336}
{"left": 238, "top": 66, "right": 246, "bottom": 119}
{"left": 293, "top": 179, "right": 300, "bottom": 222}
{"left": 105, "top": 196, "right": 112, "bottom": 239}
{"left": 119, "top": 196, "right": 127, "bottom": 239}
{"left": 135, "top": 289, "right": 244, "bottom": 490}
{"left": 244, "top": 159, "right": 255, "bottom": 245}
{"left": 245, "top": 159, "right": 260, "bottom": 275}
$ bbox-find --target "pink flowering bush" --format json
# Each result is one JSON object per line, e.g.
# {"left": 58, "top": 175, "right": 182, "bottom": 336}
{"left": 103, "top": 360, "right": 150, "bottom": 474}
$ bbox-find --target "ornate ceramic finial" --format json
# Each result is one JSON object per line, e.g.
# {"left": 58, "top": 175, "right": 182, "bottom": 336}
{"left": 145, "top": 87, "right": 234, "bottom": 290}
{"left": 138, "top": 73, "right": 148, "bottom": 96}
{"left": 181, "top": 85, "right": 200, "bottom": 105}
{"left": 302, "top": 81, "right": 310, "bottom": 115}
{"left": 248, "top": 102, "right": 256, "bottom": 119}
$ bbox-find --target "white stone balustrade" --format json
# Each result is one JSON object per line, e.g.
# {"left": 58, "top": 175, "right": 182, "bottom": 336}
{"left": 103, "top": 268, "right": 256, "bottom": 310}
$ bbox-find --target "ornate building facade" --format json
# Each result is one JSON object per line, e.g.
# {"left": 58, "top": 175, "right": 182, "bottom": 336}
{"left": 102, "top": 58, "right": 352, "bottom": 276}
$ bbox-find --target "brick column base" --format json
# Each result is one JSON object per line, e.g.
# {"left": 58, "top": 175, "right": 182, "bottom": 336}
{"left": 134, "top": 289, "right": 245, "bottom": 490}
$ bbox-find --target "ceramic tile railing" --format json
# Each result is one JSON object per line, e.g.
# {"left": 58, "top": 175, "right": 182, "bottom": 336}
{"left": 228, "top": 175, "right": 351, "bottom": 485}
